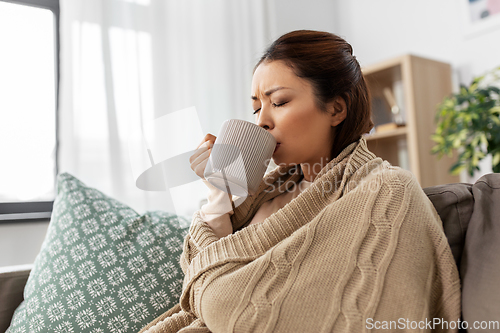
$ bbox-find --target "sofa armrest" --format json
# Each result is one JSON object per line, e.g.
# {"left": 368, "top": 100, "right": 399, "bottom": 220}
{"left": 0, "top": 264, "right": 32, "bottom": 333}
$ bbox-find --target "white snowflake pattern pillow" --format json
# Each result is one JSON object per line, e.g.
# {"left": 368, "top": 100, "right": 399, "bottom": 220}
{"left": 6, "top": 173, "right": 190, "bottom": 333}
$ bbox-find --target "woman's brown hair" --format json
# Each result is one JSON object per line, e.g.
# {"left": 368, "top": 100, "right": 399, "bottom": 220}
{"left": 255, "top": 30, "right": 373, "bottom": 159}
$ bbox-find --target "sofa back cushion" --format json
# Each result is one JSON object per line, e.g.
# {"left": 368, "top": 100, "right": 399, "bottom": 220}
{"left": 424, "top": 173, "right": 500, "bottom": 329}
{"left": 423, "top": 182, "right": 473, "bottom": 271}
{"left": 460, "top": 173, "right": 500, "bottom": 329}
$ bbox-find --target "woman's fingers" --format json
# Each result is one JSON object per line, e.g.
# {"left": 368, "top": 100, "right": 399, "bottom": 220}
{"left": 189, "top": 141, "right": 210, "bottom": 164}
{"left": 190, "top": 134, "right": 217, "bottom": 180}
{"left": 190, "top": 148, "right": 210, "bottom": 172}
{"left": 197, "top": 134, "right": 216, "bottom": 149}
{"left": 193, "top": 157, "right": 209, "bottom": 179}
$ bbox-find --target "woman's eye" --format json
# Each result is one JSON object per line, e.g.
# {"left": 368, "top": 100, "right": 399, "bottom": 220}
{"left": 253, "top": 101, "right": 287, "bottom": 114}
{"left": 272, "top": 102, "right": 287, "bottom": 107}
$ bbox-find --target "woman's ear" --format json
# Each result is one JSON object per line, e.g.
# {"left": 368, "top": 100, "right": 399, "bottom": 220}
{"left": 328, "top": 96, "right": 347, "bottom": 127}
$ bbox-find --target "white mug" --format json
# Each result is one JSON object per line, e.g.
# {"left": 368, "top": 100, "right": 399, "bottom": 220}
{"left": 204, "top": 119, "right": 277, "bottom": 197}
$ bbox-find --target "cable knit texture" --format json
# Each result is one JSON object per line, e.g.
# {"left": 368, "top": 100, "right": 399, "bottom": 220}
{"left": 140, "top": 137, "right": 461, "bottom": 333}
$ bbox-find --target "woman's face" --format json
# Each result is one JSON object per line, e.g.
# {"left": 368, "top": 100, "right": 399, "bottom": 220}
{"left": 251, "top": 60, "right": 339, "bottom": 169}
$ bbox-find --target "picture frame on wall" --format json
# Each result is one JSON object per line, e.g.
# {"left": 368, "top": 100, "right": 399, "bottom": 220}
{"left": 460, "top": 0, "right": 500, "bottom": 37}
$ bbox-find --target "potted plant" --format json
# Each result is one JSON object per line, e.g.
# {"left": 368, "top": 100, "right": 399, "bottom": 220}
{"left": 432, "top": 66, "right": 500, "bottom": 176}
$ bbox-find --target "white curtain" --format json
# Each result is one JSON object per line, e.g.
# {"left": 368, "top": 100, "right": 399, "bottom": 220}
{"left": 58, "top": 0, "right": 275, "bottom": 218}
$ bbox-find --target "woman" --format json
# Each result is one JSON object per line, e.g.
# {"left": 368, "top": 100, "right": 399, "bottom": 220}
{"left": 140, "top": 30, "right": 461, "bottom": 333}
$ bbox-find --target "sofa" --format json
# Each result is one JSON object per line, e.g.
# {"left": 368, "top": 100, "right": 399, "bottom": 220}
{"left": 1, "top": 173, "right": 499, "bottom": 333}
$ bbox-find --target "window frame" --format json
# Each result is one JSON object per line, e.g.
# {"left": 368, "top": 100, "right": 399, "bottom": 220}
{"left": 0, "top": 0, "right": 60, "bottom": 224}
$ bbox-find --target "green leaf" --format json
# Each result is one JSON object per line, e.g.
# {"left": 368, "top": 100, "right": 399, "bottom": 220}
{"left": 472, "top": 153, "right": 479, "bottom": 167}
{"left": 480, "top": 133, "right": 488, "bottom": 148}
{"left": 431, "top": 134, "right": 444, "bottom": 144}
{"left": 450, "top": 161, "right": 466, "bottom": 176}
{"left": 471, "top": 135, "right": 479, "bottom": 147}
{"left": 489, "top": 86, "right": 500, "bottom": 95}
{"left": 470, "top": 82, "right": 480, "bottom": 93}
{"left": 493, "top": 152, "right": 500, "bottom": 167}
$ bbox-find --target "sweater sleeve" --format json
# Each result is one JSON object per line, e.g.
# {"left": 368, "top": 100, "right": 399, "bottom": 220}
{"left": 179, "top": 180, "right": 237, "bottom": 273}
{"left": 180, "top": 210, "right": 231, "bottom": 274}
{"left": 139, "top": 304, "right": 197, "bottom": 333}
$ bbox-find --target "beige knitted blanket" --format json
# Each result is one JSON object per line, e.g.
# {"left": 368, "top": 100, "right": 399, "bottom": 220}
{"left": 140, "top": 138, "right": 461, "bottom": 333}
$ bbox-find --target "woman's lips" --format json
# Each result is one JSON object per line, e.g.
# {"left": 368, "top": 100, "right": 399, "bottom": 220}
{"left": 274, "top": 143, "right": 281, "bottom": 153}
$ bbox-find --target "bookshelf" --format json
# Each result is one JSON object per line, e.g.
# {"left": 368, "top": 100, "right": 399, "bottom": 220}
{"left": 362, "top": 54, "right": 459, "bottom": 188}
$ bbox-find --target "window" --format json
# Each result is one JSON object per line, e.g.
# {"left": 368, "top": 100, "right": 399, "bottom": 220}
{"left": 0, "top": 0, "right": 59, "bottom": 222}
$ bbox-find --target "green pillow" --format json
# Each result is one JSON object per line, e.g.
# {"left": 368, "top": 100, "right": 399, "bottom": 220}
{"left": 7, "top": 172, "right": 189, "bottom": 333}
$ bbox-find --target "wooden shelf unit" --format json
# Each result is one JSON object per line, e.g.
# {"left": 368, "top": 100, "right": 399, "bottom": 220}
{"left": 362, "top": 54, "right": 459, "bottom": 188}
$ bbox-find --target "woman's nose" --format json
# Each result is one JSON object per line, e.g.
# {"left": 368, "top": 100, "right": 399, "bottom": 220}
{"left": 255, "top": 105, "right": 273, "bottom": 130}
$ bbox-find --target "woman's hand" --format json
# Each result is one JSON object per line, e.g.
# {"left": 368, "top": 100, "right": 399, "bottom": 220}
{"left": 189, "top": 134, "right": 233, "bottom": 238}
{"left": 189, "top": 133, "right": 217, "bottom": 180}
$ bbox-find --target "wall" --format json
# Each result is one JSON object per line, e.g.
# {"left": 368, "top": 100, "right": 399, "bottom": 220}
{"left": 335, "top": 0, "right": 500, "bottom": 181}
{"left": 270, "top": 0, "right": 338, "bottom": 39}
{"left": 335, "top": 0, "right": 500, "bottom": 84}
{"left": 0, "top": 220, "right": 49, "bottom": 267}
